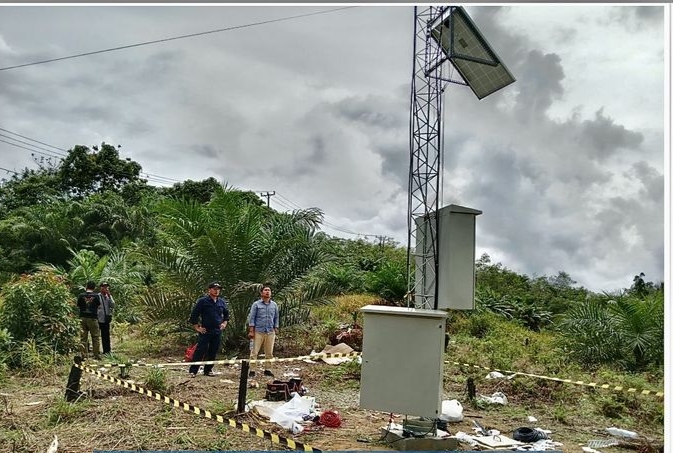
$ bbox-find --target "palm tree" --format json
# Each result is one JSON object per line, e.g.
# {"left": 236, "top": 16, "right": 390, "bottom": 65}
{"left": 38, "top": 247, "right": 148, "bottom": 322}
{"left": 138, "top": 186, "right": 334, "bottom": 346}
{"left": 558, "top": 290, "right": 664, "bottom": 370}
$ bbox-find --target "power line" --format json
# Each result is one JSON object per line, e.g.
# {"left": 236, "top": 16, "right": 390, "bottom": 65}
{"left": 0, "top": 127, "right": 183, "bottom": 186}
{"left": 0, "top": 127, "right": 68, "bottom": 153}
{"left": 0, "top": 128, "right": 386, "bottom": 240}
{"left": 0, "top": 133, "right": 68, "bottom": 159}
{"left": 275, "top": 191, "right": 380, "bottom": 238}
{"left": 0, "top": 166, "right": 20, "bottom": 176}
{"left": 0, "top": 138, "right": 66, "bottom": 161}
{"left": 0, "top": 137, "right": 172, "bottom": 187}
{"left": 0, "top": 6, "right": 357, "bottom": 72}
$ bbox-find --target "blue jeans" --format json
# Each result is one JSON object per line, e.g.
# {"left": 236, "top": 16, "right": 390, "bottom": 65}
{"left": 189, "top": 331, "right": 222, "bottom": 375}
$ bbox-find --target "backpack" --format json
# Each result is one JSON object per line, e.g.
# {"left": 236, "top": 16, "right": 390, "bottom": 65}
{"left": 184, "top": 343, "right": 197, "bottom": 362}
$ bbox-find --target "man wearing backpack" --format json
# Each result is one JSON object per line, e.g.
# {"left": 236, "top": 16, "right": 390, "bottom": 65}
{"left": 77, "top": 280, "right": 102, "bottom": 360}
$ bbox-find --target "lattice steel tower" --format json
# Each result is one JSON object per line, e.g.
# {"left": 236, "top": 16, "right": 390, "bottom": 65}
{"left": 406, "top": 6, "right": 515, "bottom": 310}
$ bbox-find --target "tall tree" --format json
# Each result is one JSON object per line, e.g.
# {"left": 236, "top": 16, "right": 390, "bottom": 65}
{"left": 58, "top": 143, "right": 144, "bottom": 198}
{"left": 159, "top": 177, "right": 222, "bottom": 204}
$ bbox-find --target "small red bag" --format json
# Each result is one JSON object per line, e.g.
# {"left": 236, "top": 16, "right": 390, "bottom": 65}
{"left": 185, "top": 343, "right": 197, "bottom": 362}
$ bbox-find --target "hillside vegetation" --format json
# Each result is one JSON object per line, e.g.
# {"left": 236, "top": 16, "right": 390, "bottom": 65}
{"left": 0, "top": 144, "right": 664, "bottom": 452}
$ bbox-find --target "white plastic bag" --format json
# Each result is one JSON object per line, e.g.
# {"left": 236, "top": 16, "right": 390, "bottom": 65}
{"left": 270, "top": 393, "right": 315, "bottom": 430}
{"left": 476, "top": 391, "right": 508, "bottom": 405}
{"left": 486, "top": 371, "right": 505, "bottom": 379}
{"left": 439, "top": 399, "right": 464, "bottom": 422}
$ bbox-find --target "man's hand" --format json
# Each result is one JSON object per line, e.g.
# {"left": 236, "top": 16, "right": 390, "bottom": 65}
{"left": 274, "top": 328, "right": 279, "bottom": 334}
{"left": 195, "top": 325, "right": 206, "bottom": 334}
{"left": 248, "top": 328, "right": 255, "bottom": 339}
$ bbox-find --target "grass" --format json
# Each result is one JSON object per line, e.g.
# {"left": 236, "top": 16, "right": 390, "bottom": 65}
{"left": 0, "top": 296, "right": 664, "bottom": 453}
{"left": 144, "top": 368, "right": 169, "bottom": 393}
{"left": 47, "top": 397, "right": 91, "bottom": 426}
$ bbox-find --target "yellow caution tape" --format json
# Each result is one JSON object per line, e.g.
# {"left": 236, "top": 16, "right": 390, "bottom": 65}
{"left": 102, "top": 351, "right": 362, "bottom": 369}
{"left": 74, "top": 363, "right": 320, "bottom": 451}
{"left": 445, "top": 361, "right": 664, "bottom": 399}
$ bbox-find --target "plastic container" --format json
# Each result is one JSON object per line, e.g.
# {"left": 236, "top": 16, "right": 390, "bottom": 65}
{"left": 605, "top": 427, "right": 638, "bottom": 439}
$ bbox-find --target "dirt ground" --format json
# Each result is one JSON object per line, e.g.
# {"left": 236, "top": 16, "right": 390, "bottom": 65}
{"left": 0, "top": 349, "right": 664, "bottom": 453}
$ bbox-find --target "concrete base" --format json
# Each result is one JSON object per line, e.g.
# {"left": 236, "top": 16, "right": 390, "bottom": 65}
{"left": 380, "top": 427, "right": 459, "bottom": 451}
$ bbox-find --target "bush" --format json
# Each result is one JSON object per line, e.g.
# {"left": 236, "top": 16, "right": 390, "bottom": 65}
{"left": 557, "top": 291, "right": 664, "bottom": 370}
{"left": 365, "top": 261, "right": 407, "bottom": 303}
{"left": 0, "top": 271, "right": 79, "bottom": 358}
{"left": 145, "top": 368, "right": 168, "bottom": 393}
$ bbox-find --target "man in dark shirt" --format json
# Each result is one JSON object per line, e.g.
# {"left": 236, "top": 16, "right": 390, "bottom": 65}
{"left": 188, "top": 281, "right": 230, "bottom": 377}
{"left": 77, "top": 280, "right": 102, "bottom": 359}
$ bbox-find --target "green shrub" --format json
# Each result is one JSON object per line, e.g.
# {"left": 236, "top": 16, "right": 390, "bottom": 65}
{"left": 15, "top": 338, "right": 56, "bottom": 373}
{"left": 466, "top": 312, "right": 498, "bottom": 338}
{"left": 47, "top": 397, "right": 91, "bottom": 426}
{"left": 0, "top": 327, "right": 13, "bottom": 366}
{"left": 0, "top": 271, "right": 79, "bottom": 358}
{"left": 365, "top": 261, "right": 407, "bottom": 303}
{"left": 144, "top": 368, "right": 168, "bottom": 393}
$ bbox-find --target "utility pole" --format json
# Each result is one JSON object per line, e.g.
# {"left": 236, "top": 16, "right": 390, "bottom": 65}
{"left": 259, "top": 190, "right": 276, "bottom": 207}
{"left": 376, "top": 235, "right": 392, "bottom": 251}
{"left": 259, "top": 191, "right": 275, "bottom": 207}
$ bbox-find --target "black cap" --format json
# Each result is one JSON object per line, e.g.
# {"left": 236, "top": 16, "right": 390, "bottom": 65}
{"left": 208, "top": 282, "right": 222, "bottom": 289}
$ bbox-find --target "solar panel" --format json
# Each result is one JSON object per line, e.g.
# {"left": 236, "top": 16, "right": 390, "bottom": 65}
{"left": 431, "top": 6, "right": 516, "bottom": 100}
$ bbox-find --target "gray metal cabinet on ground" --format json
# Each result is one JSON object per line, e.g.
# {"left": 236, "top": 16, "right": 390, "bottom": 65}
{"left": 359, "top": 305, "right": 447, "bottom": 418}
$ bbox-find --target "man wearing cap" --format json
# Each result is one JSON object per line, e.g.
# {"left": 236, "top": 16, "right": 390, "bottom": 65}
{"left": 188, "top": 282, "right": 230, "bottom": 377}
{"left": 97, "top": 282, "right": 115, "bottom": 355}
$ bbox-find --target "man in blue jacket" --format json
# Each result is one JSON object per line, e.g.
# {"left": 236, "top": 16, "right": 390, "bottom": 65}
{"left": 188, "top": 281, "right": 230, "bottom": 377}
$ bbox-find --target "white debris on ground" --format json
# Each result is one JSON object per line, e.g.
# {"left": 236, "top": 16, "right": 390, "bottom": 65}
{"left": 475, "top": 391, "right": 508, "bottom": 405}
{"left": 582, "top": 447, "right": 603, "bottom": 453}
{"left": 605, "top": 427, "right": 638, "bottom": 439}
{"left": 246, "top": 399, "right": 287, "bottom": 419}
{"left": 587, "top": 439, "right": 620, "bottom": 448}
{"left": 439, "top": 399, "right": 464, "bottom": 422}
{"left": 46, "top": 435, "right": 58, "bottom": 453}
{"left": 455, "top": 421, "right": 563, "bottom": 452}
{"left": 269, "top": 393, "right": 318, "bottom": 433}
{"left": 311, "top": 343, "right": 356, "bottom": 365}
{"left": 518, "top": 439, "right": 565, "bottom": 451}
{"left": 486, "top": 371, "right": 505, "bottom": 379}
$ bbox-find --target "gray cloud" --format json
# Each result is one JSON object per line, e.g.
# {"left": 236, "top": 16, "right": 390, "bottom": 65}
{"left": 514, "top": 50, "right": 565, "bottom": 119}
{"left": 0, "top": 5, "right": 664, "bottom": 292}
{"left": 578, "top": 108, "right": 643, "bottom": 161}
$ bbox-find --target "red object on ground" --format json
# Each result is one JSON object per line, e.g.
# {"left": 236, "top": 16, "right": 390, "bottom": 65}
{"left": 319, "top": 410, "right": 342, "bottom": 428}
{"left": 184, "top": 344, "right": 197, "bottom": 362}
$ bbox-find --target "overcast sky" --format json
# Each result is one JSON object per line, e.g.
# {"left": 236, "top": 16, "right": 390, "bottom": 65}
{"left": 0, "top": 4, "right": 667, "bottom": 293}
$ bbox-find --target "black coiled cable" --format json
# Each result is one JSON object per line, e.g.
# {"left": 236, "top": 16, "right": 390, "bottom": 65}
{"left": 513, "top": 427, "right": 547, "bottom": 443}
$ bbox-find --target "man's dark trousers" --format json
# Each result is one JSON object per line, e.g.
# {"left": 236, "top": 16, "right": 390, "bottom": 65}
{"left": 188, "top": 331, "right": 221, "bottom": 375}
{"left": 99, "top": 321, "right": 111, "bottom": 354}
